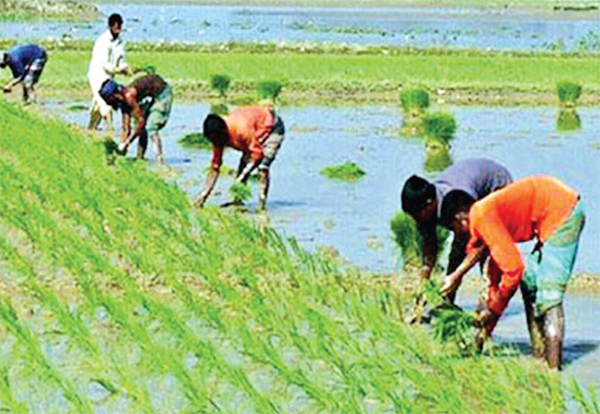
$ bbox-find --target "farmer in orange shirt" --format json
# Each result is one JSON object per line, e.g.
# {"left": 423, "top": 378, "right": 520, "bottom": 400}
{"left": 440, "top": 176, "right": 585, "bottom": 369}
{"left": 195, "top": 106, "right": 285, "bottom": 210}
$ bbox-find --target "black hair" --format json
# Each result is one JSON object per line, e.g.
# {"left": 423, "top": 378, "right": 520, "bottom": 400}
{"left": 108, "top": 13, "right": 123, "bottom": 27}
{"left": 203, "top": 114, "right": 229, "bottom": 146}
{"left": 401, "top": 175, "right": 436, "bottom": 217}
{"left": 439, "top": 190, "right": 475, "bottom": 228}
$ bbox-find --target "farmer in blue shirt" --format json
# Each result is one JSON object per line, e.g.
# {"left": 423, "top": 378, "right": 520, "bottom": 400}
{"left": 401, "top": 158, "right": 513, "bottom": 301}
{"left": 1, "top": 44, "right": 48, "bottom": 103}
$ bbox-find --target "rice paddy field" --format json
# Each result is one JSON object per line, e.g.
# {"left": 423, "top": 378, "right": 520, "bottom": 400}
{"left": 1, "top": 0, "right": 600, "bottom": 412}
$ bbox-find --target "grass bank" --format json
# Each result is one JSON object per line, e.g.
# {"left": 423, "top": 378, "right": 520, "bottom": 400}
{"left": 0, "top": 97, "right": 572, "bottom": 412}
{"left": 2, "top": 40, "right": 599, "bottom": 105}
{"left": 0, "top": 0, "right": 100, "bottom": 21}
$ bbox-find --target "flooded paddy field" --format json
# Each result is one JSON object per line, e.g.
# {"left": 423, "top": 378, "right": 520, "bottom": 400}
{"left": 2, "top": 3, "right": 599, "bottom": 53}
{"left": 54, "top": 102, "right": 600, "bottom": 275}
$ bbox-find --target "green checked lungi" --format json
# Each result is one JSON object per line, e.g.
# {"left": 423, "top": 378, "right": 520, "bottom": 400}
{"left": 522, "top": 199, "right": 585, "bottom": 315}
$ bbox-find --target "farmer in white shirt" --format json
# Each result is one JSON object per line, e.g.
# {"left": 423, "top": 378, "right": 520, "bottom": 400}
{"left": 88, "top": 13, "right": 131, "bottom": 131}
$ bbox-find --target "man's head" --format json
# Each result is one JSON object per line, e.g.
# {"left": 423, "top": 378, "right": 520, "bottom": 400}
{"left": 108, "top": 13, "right": 123, "bottom": 39}
{"left": 203, "top": 114, "right": 229, "bottom": 146}
{"left": 0, "top": 52, "right": 9, "bottom": 69}
{"left": 99, "top": 79, "right": 124, "bottom": 110}
{"left": 440, "top": 190, "right": 475, "bottom": 235}
{"left": 401, "top": 175, "right": 437, "bottom": 224}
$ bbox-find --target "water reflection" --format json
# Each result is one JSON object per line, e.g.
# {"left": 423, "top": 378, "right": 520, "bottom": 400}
{"left": 557, "top": 109, "right": 582, "bottom": 131}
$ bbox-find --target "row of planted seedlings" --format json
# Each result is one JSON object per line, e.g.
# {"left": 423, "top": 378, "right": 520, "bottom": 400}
{"left": 0, "top": 100, "right": 566, "bottom": 413}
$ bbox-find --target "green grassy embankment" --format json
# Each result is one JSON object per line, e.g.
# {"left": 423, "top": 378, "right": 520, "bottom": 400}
{"left": 2, "top": 41, "right": 599, "bottom": 105}
{"left": 0, "top": 97, "right": 569, "bottom": 412}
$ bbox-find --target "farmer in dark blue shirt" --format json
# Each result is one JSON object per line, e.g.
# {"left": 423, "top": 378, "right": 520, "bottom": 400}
{"left": 1, "top": 44, "right": 48, "bottom": 103}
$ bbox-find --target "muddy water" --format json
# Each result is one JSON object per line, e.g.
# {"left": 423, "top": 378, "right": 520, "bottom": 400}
{"left": 2, "top": 4, "right": 599, "bottom": 53}
{"left": 48, "top": 100, "right": 600, "bottom": 400}
{"left": 55, "top": 103, "right": 600, "bottom": 274}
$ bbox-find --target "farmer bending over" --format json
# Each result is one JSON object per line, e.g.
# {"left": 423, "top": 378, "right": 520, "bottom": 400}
{"left": 401, "top": 158, "right": 512, "bottom": 300}
{"left": 99, "top": 74, "right": 173, "bottom": 165}
{"left": 1, "top": 44, "right": 47, "bottom": 103}
{"left": 440, "top": 176, "right": 585, "bottom": 370}
{"left": 195, "top": 105, "right": 285, "bottom": 210}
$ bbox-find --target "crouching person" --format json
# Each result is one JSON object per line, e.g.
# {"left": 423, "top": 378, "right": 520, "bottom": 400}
{"left": 1, "top": 44, "right": 48, "bottom": 103}
{"left": 441, "top": 176, "right": 585, "bottom": 369}
{"left": 99, "top": 74, "right": 173, "bottom": 165}
{"left": 195, "top": 106, "right": 285, "bottom": 211}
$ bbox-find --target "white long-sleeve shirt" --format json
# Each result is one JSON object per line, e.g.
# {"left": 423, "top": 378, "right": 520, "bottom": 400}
{"left": 88, "top": 29, "right": 128, "bottom": 92}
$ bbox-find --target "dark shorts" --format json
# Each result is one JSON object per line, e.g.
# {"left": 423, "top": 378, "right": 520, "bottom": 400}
{"left": 259, "top": 116, "right": 285, "bottom": 170}
{"left": 23, "top": 58, "right": 47, "bottom": 87}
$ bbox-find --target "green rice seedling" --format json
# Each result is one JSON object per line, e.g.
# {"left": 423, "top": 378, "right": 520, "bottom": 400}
{"left": 431, "top": 303, "right": 477, "bottom": 351}
{"left": 179, "top": 132, "right": 212, "bottom": 149}
{"left": 229, "top": 182, "right": 252, "bottom": 204}
{"left": 390, "top": 212, "right": 450, "bottom": 272}
{"left": 210, "top": 74, "right": 232, "bottom": 98}
{"left": 557, "top": 109, "right": 582, "bottom": 131}
{"left": 399, "top": 88, "right": 430, "bottom": 115}
{"left": 66, "top": 104, "right": 88, "bottom": 112}
{"left": 209, "top": 102, "right": 230, "bottom": 116}
{"left": 0, "top": 360, "right": 28, "bottom": 414}
{"left": 570, "top": 381, "right": 600, "bottom": 414}
{"left": 0, "top": 298, "right": 94, "bottom": 413}
{"left": 423, "top": 112, "right": 457, "bottom": 143}
{"left": 557, "top": 80, "right": 582, "bottom": 107}
{"left": 256, "top": 80, "right": 283, "bottom": 103}
{"left": 320, "top": 162, "right": 366, "bottom": 181}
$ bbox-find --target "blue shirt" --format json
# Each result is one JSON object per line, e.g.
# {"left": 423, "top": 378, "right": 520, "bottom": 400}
{"left": 433, "top": 158, "right": 513, "bottom": 218}
{"left": 7, "top": 44, "right": 46, "bottom": 79}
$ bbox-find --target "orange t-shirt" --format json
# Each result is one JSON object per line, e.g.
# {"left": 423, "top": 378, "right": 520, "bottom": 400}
{"left": 211, "top": 106, "right": 274, "bottom": 171}
{"left": 467, "top": 176, "right": 579, "bottom": 314}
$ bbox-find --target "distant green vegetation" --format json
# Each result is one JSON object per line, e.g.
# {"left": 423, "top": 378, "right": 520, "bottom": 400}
{"left": 399, "top": 88, "right": 430, "bottom": 115}
{"left": 423, "top": 112, "right": 457, "bottom": 142}
{"left": 0, "top": 0, "right": 100, "bottom": 21}
{"left": 3, "top": 40, "right": 599, "bottom": 105}
{"left": 0, "top": 97, "right": 570, "bottom": 412}
{"left": 320, "top": 162, "right": 366, "bottom": 181}
{"left": 179, "top": 132, "right": 212, "bottom": 149}
{"left": 108, "top": 0, "right": 600, "bottom": 11}
{"left": 256, "top": 80, "right": 283, "bottom": 103}
{"left": 557, "top": 80, "right": 583, "bottom": 106}
{"left": 210, "top": 74, "right": 232, "bottom": 98}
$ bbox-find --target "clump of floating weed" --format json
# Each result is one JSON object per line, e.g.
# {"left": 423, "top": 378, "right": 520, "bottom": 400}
{"left": 256, "top": 80, "right": 283, "bottom": 104}
{"left": 570, "top": 381, "right": 600, "bottom": 414}
{"left": 423, "top": 112, "right": 456, "bottom": 143}
{"left": 66, "top": 103, "right": 87, "bottom": 112}
{"left": 557, "top": 80, "right": 582, "bottom": 107}
{"left": 229, "top": 182, "right": 252, "bottom": 204}
{"left": 210, "top": 74, "right": 232, "bottom": 98}
{"left": 557, "top": 109, "right": 582, "bottom": 131}
{"left": 320, "top": 162, "right": 366, "bottom": 181}
{"left": 399, "top": 88, "right": 430, "bottom": 115}
{"left": 390, "top": 212, "right": 449, "bottom": 271}
{"left": 179, "top": 132, "right": 212, "bottom": 149}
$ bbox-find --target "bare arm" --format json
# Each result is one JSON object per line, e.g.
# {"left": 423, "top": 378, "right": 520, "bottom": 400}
{"left": 440, "top": 245, "right": 487, "bottom": 297}
{"left": 3, "top": 77, "right": 22, "bottom": 92}
{"left": 419, "top": 223, "right": 438, "bottom": 280}
{"left": 195, "top": 147, "right": 223, "bottom": 208}
{"left": 121, "top": 91, "right": 145, "bottom": 147}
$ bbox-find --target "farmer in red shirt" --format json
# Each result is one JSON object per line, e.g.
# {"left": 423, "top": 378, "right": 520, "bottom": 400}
{"left": 440, "top": 176, "right": 585, "bottom": 369}
{"left": 195, "top": 106, "right": 285, "bottom": 210}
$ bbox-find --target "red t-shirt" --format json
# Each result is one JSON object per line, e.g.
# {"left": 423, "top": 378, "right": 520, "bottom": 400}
{"left": 211, "top": 106, "right": 274, "bottom": 171}
{"left": 467, "top": 176, "right": 579, "bottom": 314}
